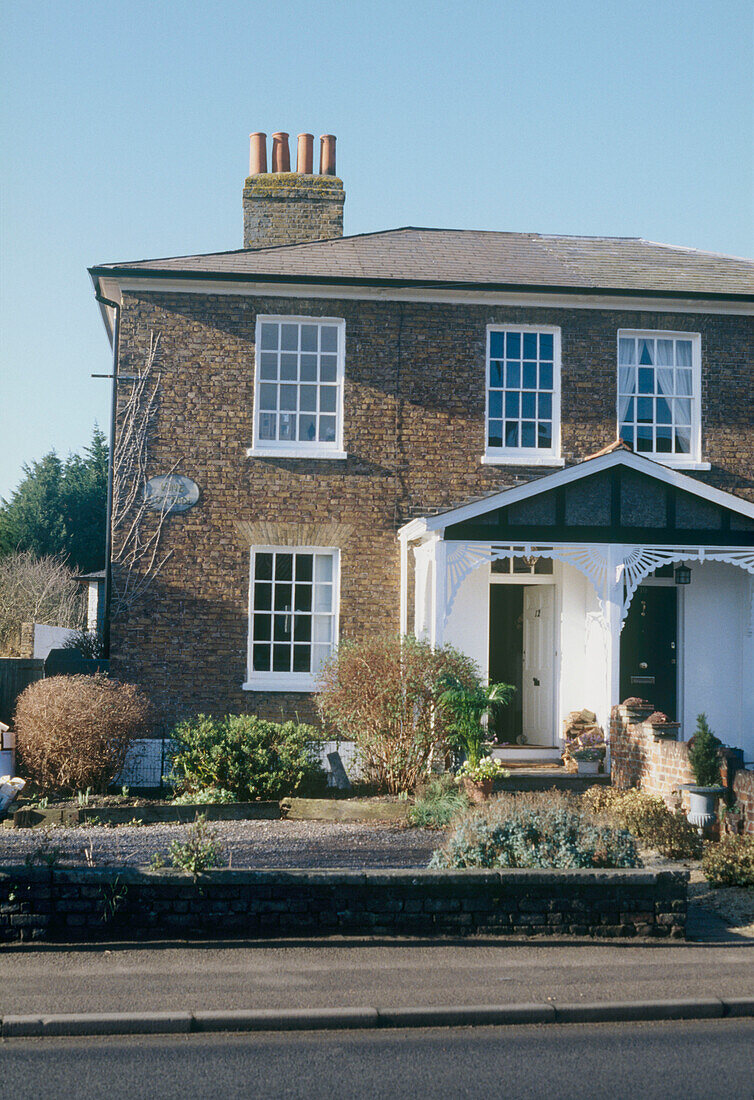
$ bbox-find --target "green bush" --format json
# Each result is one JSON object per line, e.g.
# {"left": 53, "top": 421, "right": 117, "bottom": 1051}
{"left": 170, "top": 714, "right": 325, "bottom": 801}
{"left": 702, "top": 835, "right": 754, "bottom": 887}
{"left": 688, "top": 714, "right": 723, "bottom": 788}
{"left": 166, "top": 815, "right": 225, "bottom": 877}
{"left": 172, "top": 786, "right": 237, "bottom": 806}
{"left": 430, "top": 794, "right": 640, "bottom": 869}
{"left": 583, "top": 787, "right": 702, "bottom": 860}
{"left": 409, "top": 775, "right": 469, "bottom": 828}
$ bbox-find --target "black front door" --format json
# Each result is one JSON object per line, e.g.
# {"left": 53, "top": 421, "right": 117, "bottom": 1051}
{"left": 619, "top": 586, "right": 678, "bottom": 719}
{"left": 488, "top": 586, "right": 524, "bottom": 743}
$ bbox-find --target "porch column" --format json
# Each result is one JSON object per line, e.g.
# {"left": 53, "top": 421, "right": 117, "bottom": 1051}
{"left": 602, "top": 544, "right": 625, "bottom": 764}
{"left": 430, "top": 537, "right": 448, "bottom": 649}
{"left": 399, "top": 534, "right": 409, "bottom": 635}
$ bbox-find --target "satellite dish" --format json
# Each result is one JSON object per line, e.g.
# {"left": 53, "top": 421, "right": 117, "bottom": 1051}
{"left": 144, "top": 474, "right": 200, "bottom": 514}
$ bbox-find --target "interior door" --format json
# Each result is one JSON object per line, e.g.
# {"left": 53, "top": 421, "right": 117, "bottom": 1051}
{"left": 522, "top": 586, "right": 555, "bottom": 745}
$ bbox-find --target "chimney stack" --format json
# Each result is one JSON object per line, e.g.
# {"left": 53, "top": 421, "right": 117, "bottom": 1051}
{"left": 243, "top": 129, "right": 345, "bottom": 249}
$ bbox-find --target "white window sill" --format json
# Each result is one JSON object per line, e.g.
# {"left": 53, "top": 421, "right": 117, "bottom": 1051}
{"left": 481, "top": 454, "right": 566, "bottom": 467}
{"left": 643, "top": 457, "right": 711, "bottom": 471}
{"left": 247, "top": 447, "right": 348, "bottom": 461}
{"left": 243, "top": 675, "right": 318, "bottom": 692}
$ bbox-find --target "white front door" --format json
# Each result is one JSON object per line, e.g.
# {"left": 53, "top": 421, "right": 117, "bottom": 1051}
{"left": 522, "top": 585, "right": 555, "bottom": 745}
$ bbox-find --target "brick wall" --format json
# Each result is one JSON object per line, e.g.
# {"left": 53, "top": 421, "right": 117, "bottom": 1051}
{"left": 242, "top": 174, "right": 344, "bottom": 247}
{"left": 610, "top": 703, "right": 694, "bottom": 804}
{"left": 111, "top": 291, "right": 754, "bottom": 727}
{"left": 0, "top": 865, "right": 688, "bottom": 943}
{"left": 733, "top": 770, "right": 754, "bottom": 835}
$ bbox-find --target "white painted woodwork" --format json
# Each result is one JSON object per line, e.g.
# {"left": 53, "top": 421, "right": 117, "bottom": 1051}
{"left": 522, "top": 586, "right": 556, "bottom": 745}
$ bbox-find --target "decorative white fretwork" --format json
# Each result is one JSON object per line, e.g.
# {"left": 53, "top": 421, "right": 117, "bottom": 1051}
{"left": 443, "top": 540, "right": 754, "bottom": 630}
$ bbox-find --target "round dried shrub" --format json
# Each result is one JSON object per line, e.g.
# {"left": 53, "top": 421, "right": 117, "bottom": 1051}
{"left": 14, "top": 673, "right": 150, "bottom": 795}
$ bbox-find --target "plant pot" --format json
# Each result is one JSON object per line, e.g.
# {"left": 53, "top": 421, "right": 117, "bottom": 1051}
{"left": 723, "top": 813, "right": 743, "bottom": 836}
{"left": 461, "top": 777, "right": 494, "bottom": 804}
{"left": 576, "top": 760, "right": 600, "bottom": 776}
{"left": 685, "top": 786, "right": 723, "bottom": 832}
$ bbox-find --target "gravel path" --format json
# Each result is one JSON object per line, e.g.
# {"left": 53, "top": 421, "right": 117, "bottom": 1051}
{"left": 0, "top": 820, "right": 442, "bottom": 870}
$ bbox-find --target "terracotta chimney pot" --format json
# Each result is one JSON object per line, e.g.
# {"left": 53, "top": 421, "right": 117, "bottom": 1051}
{"left": 320, "top": 134, "right": 336, "bottom": 175}
{"left": 297, "top": 133, "right": 314, "bottom": 174}
{"left": 271, "top": 132, "right": 290, "bottom": 173}
{"left": 249, "top": 132, "right": 267, "bottom": 175}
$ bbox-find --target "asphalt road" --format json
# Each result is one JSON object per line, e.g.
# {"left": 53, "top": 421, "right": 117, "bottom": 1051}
{"left": 2, "top": 1020, "right": 753, "bottom": 1099}
{"left": 2, "top": 939, "right": 753, "bottom": 1015}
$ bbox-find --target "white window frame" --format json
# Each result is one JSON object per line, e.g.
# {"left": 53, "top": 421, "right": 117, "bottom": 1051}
{"left": 248, "top": 315, "right": 347, "bottom": 460}
{"left": 616, "top": 329, "right": 708, "bottom": 470}
{"left": 243, "top": 545, "right": 341, "bottom": 692}
{"left": 482, "top": 324, "right": 563, "bottom": 467}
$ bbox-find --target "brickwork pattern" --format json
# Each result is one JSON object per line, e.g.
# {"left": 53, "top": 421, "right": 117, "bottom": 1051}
{"left": 111, "top": 291, "right": 754, "bottom": 727}
{"left": 0, "top": 866, "right": 688, "bottom": 943}
{"left": 242, "top": 174, "right": 345, "bottom": 248}
{"left": 610, "top": 704, "right": 695, "bottom": 803}
{"left": 733, "top": 770, "right": 754, "bottom": 835}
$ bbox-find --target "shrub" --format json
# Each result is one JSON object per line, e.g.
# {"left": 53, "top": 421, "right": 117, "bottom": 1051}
{"left": 409, "top": 775, "right": 469, "bottom": 828}
{"left": 172, "top": 786, "right": 237, "bottom": 805}
{"left": 317, "top": 633, "right": 481, "bottom": 793}
{"left": 430, "top": 793, "right": 640, "bottom": 869}
{"left": 702, "top": 835, "right": 754, "bottom": 887}
{"left": 0, "top": 550, "right": 83, "bottom": 656}
{"left": 438, "top": 679, "right": 515, "bottom": 770}
{"left": 167, "top": 815, "right": 225, "bottom": 877}
{"left": 15, "top": 673, "right": 150, "bottom": 795}
{"left": 170, "top": 714, "right": 325, "bottom": 801}
{"left": 688, "top": 714, "right": 723, "bottom": 788}
{"left": 583, "top": 787, "right": 702, "bottom": 860}
{"left": 61, "top": 629, "right": 105, "bottom": 659}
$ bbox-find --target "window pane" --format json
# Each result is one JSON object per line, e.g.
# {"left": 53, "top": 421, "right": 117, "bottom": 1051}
{"left": 255, "top": 553, "right": 273, "bottom": 580}
{"left": 655, "top": 425, "right": 672, "bottom": 453}
{"left": 279, "top": 413, "right": 296, "bottom": 441}
{"left": 315, "top": 554, "right": 333, "bottom": 582}
{"left": 506, "top": 332, "right": 521, "bottom": 357}
{"left": 538, "top": 392, "right": 552, "bottom": 419}
{"left": 618, "top": 337, "right": 635, "bottom": 364}
{"left": 534, "top": 557, "right": 553, "bottom": 575}
{"left": 312, "top": 615, "right": 333, "bottom": 642}
{"left": 275, "top": 553, "right": 293, "bottom": 581}
{"left": 258, "top": 412, "right": 276, "bottom": 440}
{"left": 522, "top": 363, "right": 537, "bottom": 390}
{"left": 489, "top": 391, "right": 502, "bottom": 419}
{"left": 523, "top": 332, "right": 537, "bottom": 358}
{"left": 675, "top": 398, "right": 692, "bottom": 425}
{"left": 274, "top": 585, "right": 292, "bottom": 612}
{"left": 675, "top": 425, "right": 691, "bottom": 453}
{"left": 320, "top": 386, "right": 337, "bottom": 413}
{"left": 521, "top": 392, "right": 536, "bottom": 418}
{"left": 489, "top": 331, "right": 504, "bottom": 358}
{"left": 657, "top": 339, "right": 674, "bottom": 366}
{"left": 293, "top": 645, "right": 311, "bottom": 672}
{"left": 319, "top": 416, "right": 336, "bottom": 442}
{"left": 300, "top": 354, "right": 317, "bottom": 381}
{"left": 253, "top": 583, "right": 272, "bottom": 611}
{"left": 521, "top": 421, "right": 536, "bottom": 447}
{"left": 299, "top": 414, "right": 317, "bottom": 442}
{"left": 253, "top": 644, "right": 271, "bottom": 671}
{"left": 490, "top": 361, "right": 503, "bottom": 387}
{"left": 279, "top": 385, "right": 297, "bottom": 411}
{"left": 676, "top": 369, "right": 692, "bottom": 396}
{"left": 281, "top": 324, "right": 299, "bottom": 351}
{"left": 253, "top": 614, "right": 271, "bottom": 641}
{"left": 676, "top": 340, "right": 692, "bottom": 366}
{"left": 274, "top": 614, "right": 292, "bottom": 641}
{"left": 539, "top": 362, "right": 553, "bottom": 390}
{"left": 537, "top": 422, "right": 552, "bottom": 448}
{"left": 505, "top": 422, "right": 519, "bottom": 447}
{"left": 506, "top": 362, "right": 520, "bottom": 388}
{"left": 273, "top": 644, "right": 291, "bottom": 672}
{"left": 299, "top": 385, "right": 317, "bottom": 412}
{"left": 638, "top": 368, "right": 654, "bottom": 394}
{"left": 259, "top": 353, "right": 278, "bottom": 379}
{"left": 314, "top": 586, "right": 332, "bottom": 613}
{"left": 320, "top": 355, "right": 337, "bottom": 382}
{"left": 301, "top": 324, "right": 318, "bottom": 352}
{"left": 620, "top": 425, "right": 634, "bottom": 448}
{"left": 656, "top": 397, "right": 672, "bottom": 424}
{"left": 294, "top": 584, "right": 312, "bottom": 612}
{"left": 637, "top": 397, "right": 653, "bottom": 423}
{"left": 295, "top": 554, "right": 313, "bottom": 581}
{"left": 636, "top": 425, "right": 653, "bottom": 451}
{"left": 539, "top": 333, "right": 553, "bottom": 359}
{"left": 280, "top": 353, "right": 298, "bottom": 381}
{"left": 260, "top": 324, "right": 278, "bottom": 350}
{"left": 293, "top": 615, "right": 312, "bottom": 642}
{"left": 312, "top": 644, "right": 330, "bottom": 674}
{"left": 638, "top": 339, "right": 654, "bottom": 365}
{"left": 504, "top": 392, "right": 519, "bottom": 418}
{"left": 259, "top": 384, "right": 278, "bottom": 411}
{"left": 488, "top": 422, "right": 503, "bottom": 447}
{"left": 320, "top": 326, "right": 338, "bottom": 353}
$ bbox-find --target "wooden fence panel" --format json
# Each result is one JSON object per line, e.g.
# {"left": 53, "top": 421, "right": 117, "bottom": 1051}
{"left": 0, "top": 659, "right": 45, "bottom": 725}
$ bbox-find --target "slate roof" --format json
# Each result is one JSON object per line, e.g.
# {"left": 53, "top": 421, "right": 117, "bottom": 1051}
{"left": 91, "top": 227, "right": 754, "bottom": 299}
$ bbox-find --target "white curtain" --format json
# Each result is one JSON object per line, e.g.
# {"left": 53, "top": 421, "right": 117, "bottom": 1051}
{"left": 618, "top": 338, "right": 636, "bottom": 425}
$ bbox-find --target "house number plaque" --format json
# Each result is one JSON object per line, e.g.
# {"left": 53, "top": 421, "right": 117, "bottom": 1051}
{"left": 144, "top": 474, "right": 200, "bottom": 514}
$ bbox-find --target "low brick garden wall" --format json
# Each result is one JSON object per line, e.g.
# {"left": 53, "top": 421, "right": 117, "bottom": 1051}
{"left": 0, "top": 866, "right": 688, "bottom": 943}
{"left": 733, "top": 769, "right": 754, "bottom": 835}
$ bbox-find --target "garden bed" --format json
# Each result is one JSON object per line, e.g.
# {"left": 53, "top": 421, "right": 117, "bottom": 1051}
{"left": 7, "top": 801, "right": 280, "bottom": 829}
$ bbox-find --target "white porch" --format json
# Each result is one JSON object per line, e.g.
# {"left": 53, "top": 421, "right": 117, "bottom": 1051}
{"left": 398, "top": 451, "right": 754, "bottom": 761}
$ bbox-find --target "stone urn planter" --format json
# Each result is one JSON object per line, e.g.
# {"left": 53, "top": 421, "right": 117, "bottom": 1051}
{"left": 683, "top": 786, "right": 724, "bottom": 833}
{"left": 461, "top": 777, "right": 494, "bottom": 803}
{"left": 576, "top": 760, "right": 600, "bottom": 776}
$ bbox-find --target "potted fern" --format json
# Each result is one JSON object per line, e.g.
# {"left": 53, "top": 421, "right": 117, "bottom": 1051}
{"left": 438, "top": 679, "right": 514, "bottom": 801}
{"left": 685, "top": 714, "right": 724, "bottom": 833}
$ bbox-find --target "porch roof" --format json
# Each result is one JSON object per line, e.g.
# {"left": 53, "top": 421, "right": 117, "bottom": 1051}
{"left": 398, "top": 451, "right": 754, "bottom": 547}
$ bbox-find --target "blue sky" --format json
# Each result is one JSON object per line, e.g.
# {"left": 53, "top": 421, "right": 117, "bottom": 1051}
{"left": 1, "top": 0, "right": 752, "bottom": 499}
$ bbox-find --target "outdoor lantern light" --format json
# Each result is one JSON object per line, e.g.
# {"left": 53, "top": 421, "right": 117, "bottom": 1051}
{"left": 674, "top": 565, "right": 692, "bottom": 585}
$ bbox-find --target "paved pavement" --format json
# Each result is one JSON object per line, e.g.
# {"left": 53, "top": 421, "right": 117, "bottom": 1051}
{"left": 2, "top": 1020, "right": 753, "bottom": 1099}
{"left": 2, "top": 938, "right": 752, "bottom": 1016}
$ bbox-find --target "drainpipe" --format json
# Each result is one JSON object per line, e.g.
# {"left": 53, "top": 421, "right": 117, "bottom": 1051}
{"left": 94, "top": 292, "right": 121, "bottom": 658}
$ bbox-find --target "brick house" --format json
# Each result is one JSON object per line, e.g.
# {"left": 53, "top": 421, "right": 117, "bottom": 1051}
{"left": 89, "top": 131, "right": 754, "bottom": 761}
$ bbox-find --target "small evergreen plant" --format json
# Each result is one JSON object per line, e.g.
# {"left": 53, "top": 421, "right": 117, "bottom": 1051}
{"left": 688, "top": 713, "right": 722, "bottom": 788}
